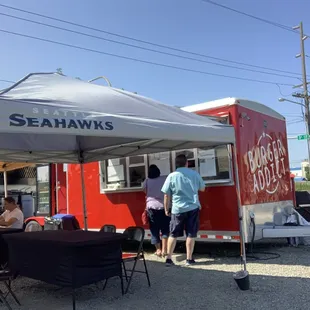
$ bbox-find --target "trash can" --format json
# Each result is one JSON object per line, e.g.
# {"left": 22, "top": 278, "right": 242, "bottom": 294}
{"left": 233, "top": 270, "right": 250, "bottom": 291}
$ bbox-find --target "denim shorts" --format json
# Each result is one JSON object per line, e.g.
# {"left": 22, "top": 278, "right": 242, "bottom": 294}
{"left": 147, "top": 208, "right": 170, "bottom": 245}
{"left": 170, "top": 208, "right": 200, "bottom": 238}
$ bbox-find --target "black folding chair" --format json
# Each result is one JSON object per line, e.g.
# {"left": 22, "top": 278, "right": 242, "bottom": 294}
{"left": 100, "top": 225, "right": 116, "bottom": 233}
{"left": 0, "top": 269, "right": 20, "bottom": 310}
{"left": 99, "top": 224, "right": 122, "bottom": 294}
{"left": 122, "top": 226, "right": 150, "bottom": 294}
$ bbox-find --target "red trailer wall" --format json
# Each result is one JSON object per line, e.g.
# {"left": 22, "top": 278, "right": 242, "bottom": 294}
{"left": 67, "top": 163, "right": 239, "bottom": 232}
{"left": 236, "top": 105, "right": 293, "bottom": 205}
{"left": 56, "top": 164, "right": 68, "bottom": 214}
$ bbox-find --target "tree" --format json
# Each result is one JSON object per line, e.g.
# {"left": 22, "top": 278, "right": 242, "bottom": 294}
{"left": 56, "top": 68, "right": 63, "bottom": 75}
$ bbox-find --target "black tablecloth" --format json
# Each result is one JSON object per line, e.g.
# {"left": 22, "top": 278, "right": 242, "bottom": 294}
{"left": 3, "top": 230, "right": 125, "bottom": 288}
{"left": 0, "top": 228, "right": 23, "bottom": 266}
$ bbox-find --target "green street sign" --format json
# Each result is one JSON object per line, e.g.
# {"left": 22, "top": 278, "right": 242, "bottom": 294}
{"left": 297, "top": 134, "right": 310, "bottom": 140}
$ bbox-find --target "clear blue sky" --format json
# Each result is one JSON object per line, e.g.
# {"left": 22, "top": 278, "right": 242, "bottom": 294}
{"left": 1, "top": 0, "right": 310, "bottom": 166}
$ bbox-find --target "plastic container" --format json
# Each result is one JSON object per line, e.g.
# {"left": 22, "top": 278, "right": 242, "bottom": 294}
{"left": 233, "top": 270, "right": 250, "bottom": 291}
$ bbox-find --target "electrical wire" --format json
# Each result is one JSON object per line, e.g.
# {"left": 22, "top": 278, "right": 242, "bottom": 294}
{"left": 0, "top": 28, "right": 295, "bottom": 86}
{"left": 0, "top": 3, "right": 303, "bottom": 77}
{"left": 202, "top": 0, "right": 298, "bottom": 34}
{"left": 0, "top": 79, "right": 14, "bottom": 84}
{"left": 0, "top": 12, "right": 300, "bottom": 80}
{"left": 284, "top": 114, "right": 304, "bottom": 117}
{"left": 247, "top": 218, "right": 281, "bottom": 261}
{"left": 276, "top": 84, "right": 295, "bottom": 97}
{"left": 287, "top": 121, "right": 304, "bottom": 126}
{"left": 222, "top": 218, "right": 281, "bottom": 261}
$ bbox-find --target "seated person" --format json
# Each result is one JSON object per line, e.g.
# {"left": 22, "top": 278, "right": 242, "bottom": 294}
{"left": 0, "top": 197, "right": 24, "bottom": 229}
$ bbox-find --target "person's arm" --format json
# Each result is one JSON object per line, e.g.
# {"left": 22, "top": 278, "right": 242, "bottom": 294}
{"left": 198, "top": 174, "right": 206, "bottom": 192}
{"left": 161, "top": 175, "right": 172, "bottom": 216}
{"left": 142, "top": 179, "right": 147, "bottom": 194}
{"left": 0, "top": 217, "right": 17, "bottom": 227}
{"left": 163, "top": 194, "right": 171, "bottom": 216}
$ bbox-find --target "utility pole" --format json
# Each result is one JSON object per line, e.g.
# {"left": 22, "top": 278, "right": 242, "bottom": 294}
{"left": 293, "top": 22, "right": 310, "bottom": 176}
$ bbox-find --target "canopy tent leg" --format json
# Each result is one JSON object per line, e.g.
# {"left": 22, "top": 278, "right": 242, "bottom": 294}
{"left": 55, "top": 164, "right": 59, "bottom": 214}
{"left": 232, "top": 144, "right": 247, "bottom": 271}
{"left": 3, "top": 171, "right": 8, "bottom": 197}
{"left": 80, "top": 163, "right": 88, "bottom": 231}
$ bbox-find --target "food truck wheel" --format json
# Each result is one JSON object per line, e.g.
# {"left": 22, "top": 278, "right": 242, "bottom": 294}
{"left": 24, "top": 220, "right": 43, "bottom": 232}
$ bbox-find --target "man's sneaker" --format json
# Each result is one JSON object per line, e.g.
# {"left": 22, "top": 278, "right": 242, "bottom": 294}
{"left": 185, "top": 259, "right": 196, "bottom": 266}
{"left": 165, "top": 258, "right": 174, "bottom": 267}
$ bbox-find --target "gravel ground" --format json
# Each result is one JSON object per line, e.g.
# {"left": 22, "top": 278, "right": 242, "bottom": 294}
{"left": 2, "top": 242, "right": 310, "bottom": 310}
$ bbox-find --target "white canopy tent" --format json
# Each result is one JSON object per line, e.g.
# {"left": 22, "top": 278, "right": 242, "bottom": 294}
{"left": 0, "top": 73, "right": 235, "bottom": 162}
{"left": 0, "top": 73, "right": 246, "bottom": 270}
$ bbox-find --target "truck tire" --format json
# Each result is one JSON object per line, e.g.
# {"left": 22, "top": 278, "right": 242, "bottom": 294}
{"left": 25, "top": 220, "right": 43, "bottom": 232}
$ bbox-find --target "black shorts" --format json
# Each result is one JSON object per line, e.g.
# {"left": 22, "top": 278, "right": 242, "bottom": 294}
{"left": 147, "top": 209, "right": 170, "bottom": 244}
{"left": 170, "top": 208, "right": 200, "bottom": 238}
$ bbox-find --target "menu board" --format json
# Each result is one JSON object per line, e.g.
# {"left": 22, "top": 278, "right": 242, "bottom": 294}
{"left": 198, "top": 149, "right": 217, "bottom": 177}
{"left": 107, "top": 165, "right": 125, "bottom": 182}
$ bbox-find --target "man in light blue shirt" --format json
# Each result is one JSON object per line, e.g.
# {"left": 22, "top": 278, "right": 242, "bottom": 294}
{"left": 162, "top": 154, "right": 205, "bottom": 266}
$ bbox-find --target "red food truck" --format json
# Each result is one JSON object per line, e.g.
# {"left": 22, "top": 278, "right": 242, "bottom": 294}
{"left": 25, "top": 97, "right": 310, "bottom": 242}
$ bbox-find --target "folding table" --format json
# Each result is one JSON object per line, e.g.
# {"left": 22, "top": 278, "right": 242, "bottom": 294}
{"left": 4, "top": 230, "right": 125, "bottom": 309}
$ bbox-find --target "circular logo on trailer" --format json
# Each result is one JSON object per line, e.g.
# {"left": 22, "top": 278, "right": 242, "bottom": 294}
{"left": 247, "top": 132, "right": 286, "bottom": 194}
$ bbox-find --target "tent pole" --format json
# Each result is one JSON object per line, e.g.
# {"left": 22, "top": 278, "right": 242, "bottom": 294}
{"left": 55, "top": 164, "right": 59, "bottom": 213}
{"left": 232, "top": 144, "right": 247, "bottom": 271}
{"left": 80, "top": 163, "right": 88, "bottom": 231}
{"left": 3, "top": 171, "right": 8, "bottom": 198}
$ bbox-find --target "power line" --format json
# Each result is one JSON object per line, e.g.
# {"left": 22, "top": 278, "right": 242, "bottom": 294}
{"left": 202, "top": 0, "right": 297, "bottom": 34}
{"left": 0, "top": 3, "right": 303, "bottom": 77}
{"left": 0, "top": 79, "right": 14, "bottom": 84}
{"left": 287, "top": 120, "right": 304, "bottom": 125}
{"left": 0, "top": 12, "right": 300, "bottom": 80}
{"left": 0, "top": 28, "right": 295, "bottom": 86}
{"left": 284, "top": 115, "right": 304, "bottom": 118}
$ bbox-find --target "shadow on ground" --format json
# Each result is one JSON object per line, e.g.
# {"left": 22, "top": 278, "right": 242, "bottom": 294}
{"left": 2, "top": 253, "right": 310, "bottom": 310}
{"left": 143, "top": 239, "right": 310, "bottom": 267}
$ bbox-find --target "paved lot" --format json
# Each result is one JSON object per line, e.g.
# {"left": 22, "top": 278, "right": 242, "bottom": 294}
{"left": 2, "top": 242, "right": 310, "bottom": 310}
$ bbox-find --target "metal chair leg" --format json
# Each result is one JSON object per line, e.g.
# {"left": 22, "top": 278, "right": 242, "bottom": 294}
{"left": 0, "top": 291, "right": 12, "bottom": 310}
{"left": 122, "top": 260, "right": 128, "bottom": 282}
{"left": 72, "top": 289, "right": 76, "bottom": 310}
{"left": 4, "top": 281, "right": 21, "bottom": 305}
{"left": 124, "top": 258, "right": 138, "bottom": 294}
{"left": 142, "top": 255, "right": 151, "bottom": 287}
{"left": 102, "top": 279, "right": 108, "bottom": 290}
{"left": 120, "top": 275, "right": 124, "bottom": 295}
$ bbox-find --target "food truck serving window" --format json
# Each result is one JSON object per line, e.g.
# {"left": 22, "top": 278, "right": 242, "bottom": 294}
{"left": 99, "top": 148, "right": 232, "bottom": 193}
{"left": 99, "top": 153, "right": 171, "bottom": 192}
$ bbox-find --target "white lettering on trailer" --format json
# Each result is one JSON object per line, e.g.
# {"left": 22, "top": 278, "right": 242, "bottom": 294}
{"left": 247, "top": 132, "right": 286, "bottom": 194}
